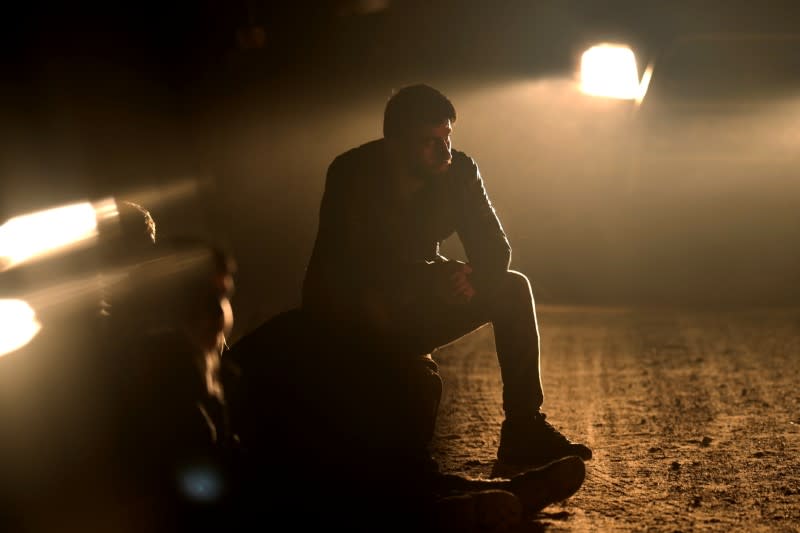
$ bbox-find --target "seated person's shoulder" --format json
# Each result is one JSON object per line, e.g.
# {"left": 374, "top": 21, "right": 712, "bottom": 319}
{"left": 324, "top": 141, "right": 385, "bottom": 197}
{"left": 330, "top": 139, "right": 384, "bottom": 173}
{"left": 450, "top": 149, "right": 480, "bottom": 179}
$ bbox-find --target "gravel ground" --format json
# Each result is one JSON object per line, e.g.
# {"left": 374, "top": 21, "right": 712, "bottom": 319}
{"left": 431, "top": 306, "right": 800, "bottom": 532}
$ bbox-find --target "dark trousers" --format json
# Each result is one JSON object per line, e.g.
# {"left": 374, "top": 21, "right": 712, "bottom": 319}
{"left": 310, "top": 268, "right": 544, "bottom": 469}
{"left": 389, "top": 268, "right": 545, "bottom": 419}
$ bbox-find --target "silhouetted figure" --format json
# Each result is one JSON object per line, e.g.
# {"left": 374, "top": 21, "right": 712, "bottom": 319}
{"left": 101, "top": 207, "right": 242, "bottom": 532}
{"left": 0, "top": 200, "right": 243, "bottom": 531}
{"left": 106, "top": 236, "right": 239, "bottom": 531}
{"left": 302, "top": 84, "right": 591, "bottom": 473}
{"left": 226, "top": 85, "right": 590, "bottom": 531}
{"left": 0, "top": 201, "right": 152, "bottom": 531}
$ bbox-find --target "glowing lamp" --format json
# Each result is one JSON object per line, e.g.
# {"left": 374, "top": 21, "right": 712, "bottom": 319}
{"left": 0, "top": 299, "right": 41, "bottom": 357}
{"left": 0, "top": 202, "right": 100, "bottom": 271}
{"left": 580, "top": 44, "right": 642, "bottom": 100}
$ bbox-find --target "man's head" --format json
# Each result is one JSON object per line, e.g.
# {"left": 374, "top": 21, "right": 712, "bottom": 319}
{"left": 383, "top": 84, "right": 456, "bottom": 178}
{"left": 118, "top": 201, "right": 156, "bottom": 246}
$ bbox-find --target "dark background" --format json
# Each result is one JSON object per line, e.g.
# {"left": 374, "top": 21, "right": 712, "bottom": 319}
{"left": 2, "top": 0, "right": 800, "bottom": 341}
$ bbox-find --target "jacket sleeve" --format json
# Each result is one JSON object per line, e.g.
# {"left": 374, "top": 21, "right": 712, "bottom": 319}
{"left": 454, "top": 155, "right": 512, "bottom": 291}
{"left": 303, "top": 157, "right": 396, "bottom": 323}
{"left": 303, "top": 154, "right": 359, "bottom": 308}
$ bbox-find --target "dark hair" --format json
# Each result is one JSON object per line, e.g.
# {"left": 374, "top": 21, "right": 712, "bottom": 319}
{"left": 118, "top": 201, "right": 156, "bottom": 245}
{"left": 383, "top": 84, "right": 456, "bottom": 139}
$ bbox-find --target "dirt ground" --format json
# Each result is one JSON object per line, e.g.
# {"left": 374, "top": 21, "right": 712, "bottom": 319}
{"left": 430, "top": 305, "right": 800, "bottom": 532}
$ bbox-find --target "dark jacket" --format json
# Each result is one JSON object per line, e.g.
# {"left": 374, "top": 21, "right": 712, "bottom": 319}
{"left": 303, "top": 139, "right": 511, "bottom": 318}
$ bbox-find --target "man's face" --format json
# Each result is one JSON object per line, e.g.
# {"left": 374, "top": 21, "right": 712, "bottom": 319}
{"left": 403, "top": 119, "right": 453, "bottom": 178}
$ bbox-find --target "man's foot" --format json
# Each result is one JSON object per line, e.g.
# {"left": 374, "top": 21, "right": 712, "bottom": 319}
{"left": 433, "top": 489, "right": 523, "bottom": 533}
{"left": 496, "top": 412, "right": 592, "bottom": 469}
{"left": 507, "top": 455, "right": 586, "bottom": 513}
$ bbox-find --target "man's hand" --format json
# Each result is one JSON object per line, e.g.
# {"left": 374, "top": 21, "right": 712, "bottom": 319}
{"left": 429, "top": 260, "right": 476, "bottom": 305}
{"left": 358, "top": 261, "right": 477, "bottom": 331}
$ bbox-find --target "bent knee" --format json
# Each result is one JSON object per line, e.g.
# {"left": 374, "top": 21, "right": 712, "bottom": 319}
{"left": 499, "top": 270, "right": 532, "bottom": 299}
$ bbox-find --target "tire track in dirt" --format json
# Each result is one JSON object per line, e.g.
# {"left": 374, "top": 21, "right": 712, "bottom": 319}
{"left": 431, "top": 306, "right": 800, "bottom": 531}
{"left": 544, "top": 307, "right": 707, "bottom": 531}
{"left": 680, "top": 310, "right": 800, "bottom": 529}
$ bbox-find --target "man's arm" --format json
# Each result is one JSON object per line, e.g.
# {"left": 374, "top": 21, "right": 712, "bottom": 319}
{"left": 453, "top": 154, "right": 512, "bottom": 293}
{"left": 302, "top": 155, "right": 391, "bottom": 328}
{"left": 303, "top": 156, "right": 359, "bottom": 310}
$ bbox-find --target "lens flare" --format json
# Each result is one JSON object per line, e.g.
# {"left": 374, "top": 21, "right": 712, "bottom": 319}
{"left": 0, "top": 299, "right": 41, "bottom": 357}
{"left": 178, "top": 465, "right": 224, "bottom": 502}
